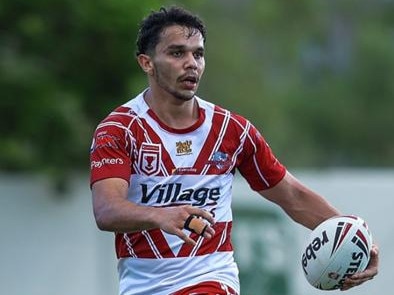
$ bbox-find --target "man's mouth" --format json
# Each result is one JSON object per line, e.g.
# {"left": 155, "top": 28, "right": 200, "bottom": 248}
{"left": 181, "top": 75, "right": 198, "bottom": 83}
{"left": 180, "top": 75, "right": 199, "bottom": 89}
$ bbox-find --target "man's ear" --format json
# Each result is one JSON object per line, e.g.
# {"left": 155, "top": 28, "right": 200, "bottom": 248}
{"left": 137, "top": 54, "right": 154, "bottom": 76}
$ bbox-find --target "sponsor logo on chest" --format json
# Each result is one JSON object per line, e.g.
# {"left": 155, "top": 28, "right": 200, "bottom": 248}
{"left": 140, "top": 182, "right": 220, "bottom": 206}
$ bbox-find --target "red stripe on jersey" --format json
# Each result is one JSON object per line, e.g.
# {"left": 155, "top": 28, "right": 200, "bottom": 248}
{"left": 116, "top": 229, "right": 176, "bottom": 259}
{"left": 197, "top": 221, "right": 232, "bottom": 255}
{"left": 116, "top": 222, "right": 233, "bottom": 259}
{"left": 172, "top": 222, "right": 233, "bottom": 257}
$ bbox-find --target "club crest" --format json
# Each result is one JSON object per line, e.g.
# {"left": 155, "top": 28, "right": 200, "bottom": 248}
{"left": 207, "top": 151, "right": 232, "bottom": 170}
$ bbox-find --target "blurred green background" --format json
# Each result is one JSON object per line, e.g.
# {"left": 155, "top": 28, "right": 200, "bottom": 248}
{"left": 1, "top": 0, "right": 393, "bottom": 185}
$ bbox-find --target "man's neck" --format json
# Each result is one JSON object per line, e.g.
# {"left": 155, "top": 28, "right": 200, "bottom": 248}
{"left": 143, "top": 88, "right": 199, "bottom": 129}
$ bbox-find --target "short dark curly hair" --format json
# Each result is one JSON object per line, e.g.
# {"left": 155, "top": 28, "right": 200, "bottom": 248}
{"left": 135, "top": 6, "right": 206, "bottom": 56}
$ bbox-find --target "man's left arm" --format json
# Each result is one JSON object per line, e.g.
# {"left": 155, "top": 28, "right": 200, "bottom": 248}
{"left": 259, "top": 170, "right": 379, "bottom": 290}
{"left": 259, "top": 171, "right": 340, "bottom": 229}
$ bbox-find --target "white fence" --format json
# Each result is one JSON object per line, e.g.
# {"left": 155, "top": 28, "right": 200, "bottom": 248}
{"left": 0, "top": 169, "right": 392, "bottom": 295}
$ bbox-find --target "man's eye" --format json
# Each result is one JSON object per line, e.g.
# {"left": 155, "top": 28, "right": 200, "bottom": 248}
{"left": 194, "top": 52, "right": 204, "bottom": 59}
{"left": 172, "top": 51, "right": 183, "bottom": 57}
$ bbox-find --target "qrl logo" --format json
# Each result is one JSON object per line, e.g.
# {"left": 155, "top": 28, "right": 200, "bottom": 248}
{"left": 138, "top": 143, "right": 161, "bottom": 176}
{"left": 302, "top": 230, "right": 329, "bottom": 275}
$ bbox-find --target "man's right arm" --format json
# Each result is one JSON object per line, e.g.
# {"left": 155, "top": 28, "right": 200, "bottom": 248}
{"left": 91, "top": 177, "right": 215, "bottom": 245}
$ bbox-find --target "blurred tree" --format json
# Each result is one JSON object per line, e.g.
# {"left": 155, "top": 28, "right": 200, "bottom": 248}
{"left": 0, "top": 0, "right": 163, "bottom": 190}
{"left": 1, "top": 0, "right": 393, "bottom": 190}
{"left": 192, "top": 0, "right": 394, "bottom": 167}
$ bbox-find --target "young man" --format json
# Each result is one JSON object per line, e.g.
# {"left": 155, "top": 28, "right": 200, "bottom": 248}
{"left": 89, "top": 6, "right": 379, "bottom": 295}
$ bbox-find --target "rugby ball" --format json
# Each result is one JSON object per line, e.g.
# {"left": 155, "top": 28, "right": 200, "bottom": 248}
{"left": 301, "top": 215, "right": 373, "bottom": 290}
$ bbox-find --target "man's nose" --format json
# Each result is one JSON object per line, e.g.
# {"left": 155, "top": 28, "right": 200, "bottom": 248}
{"left": 184, "top": 53, "right": 198, "bottom": 69}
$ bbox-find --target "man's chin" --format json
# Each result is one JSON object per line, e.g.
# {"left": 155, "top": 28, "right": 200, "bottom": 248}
{"left": 175, "top": 90, "right": 196, "bottom": 101}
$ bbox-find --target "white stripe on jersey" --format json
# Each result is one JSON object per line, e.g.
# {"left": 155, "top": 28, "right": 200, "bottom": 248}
{"left": 96, "top": 120, "right": 134, "bottom": 159}
{"left": 142, "top": 230, "right": 163, "bottom": 259}
{"left": 97, "top": 121, "right": 131, "bottom": 133}
{"left": 216, "top": 221, "right": 229, "bottom": 252}
{"left": 246, "top": 130, "right": 271, "bottom": 187}
{"left": 189, "top": 236, "right": 204, "bottom": 257}
{"left": 124, "top": 234, "right": 137, "bottom": 258}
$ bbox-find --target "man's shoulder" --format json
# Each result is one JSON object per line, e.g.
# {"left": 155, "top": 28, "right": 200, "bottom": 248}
{"left": 197, "top": 96, "right": 248, "bottom": 122}
{"left": 101, "top": 93, "right": 146, "bottom": 124}
{"left": 212, "top": 104, "right": 250, "bottom": 127}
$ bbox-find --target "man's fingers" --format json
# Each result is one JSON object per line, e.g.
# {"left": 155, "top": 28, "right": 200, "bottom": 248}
{"left": 198, "top": 210, "right": 215, "bottom": 225}
{"left": 341, "top": 243, "right": 380, "bottom": 291}
{"left": 350, "top": 244, "right": 379, "bottom": 279}
{"left": 184, "top": 215, "right": 208, "bottom": 234}
{"left": 203, "top": 224, "right": 215, "bottom": 238}
{"left": 185, "top": 206, "right": 215, "bottom": 225}
{"left": 184, "top": 214, "right": 215, "bottom": 238}
{"left": 174, "top": 228, "right": 197, "bottom": 246}
{"left": 341, "top": 276, "right": 373, "bottom": 290}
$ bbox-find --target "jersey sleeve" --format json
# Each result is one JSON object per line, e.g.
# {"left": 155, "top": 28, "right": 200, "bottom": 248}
{"left": 89, "top": 118, "right": 132, "bottom": 187}
{"left": 237, "top": 122, "right": 286, "bottom": 191}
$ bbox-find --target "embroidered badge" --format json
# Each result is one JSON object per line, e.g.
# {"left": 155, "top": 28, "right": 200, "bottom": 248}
{"left": 176, "top": 140, "right": 192, "bottom": 156}
{"left": 138, "top": 143, "right": 161, "bottom": 176}
{"left": 207, "top": 151, "right": 232, "bottom": 170}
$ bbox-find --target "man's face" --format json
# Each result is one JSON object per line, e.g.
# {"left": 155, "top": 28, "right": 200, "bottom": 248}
{"left": 150, "top": 25, "right": 205, "bottom": 101}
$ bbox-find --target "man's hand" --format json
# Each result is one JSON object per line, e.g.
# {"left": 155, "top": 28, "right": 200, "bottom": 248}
{"left": 340, "top": 243, "right": 379, "bottom": 291}
{"left": 156, "top": 205, "right": 216, "bottom": 246}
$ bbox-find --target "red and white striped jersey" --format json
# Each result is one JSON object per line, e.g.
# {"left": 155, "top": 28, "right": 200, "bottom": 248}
{"left": 90, "top": 90, "right": 286, "bottom": 295}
